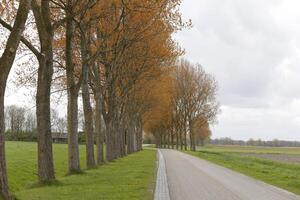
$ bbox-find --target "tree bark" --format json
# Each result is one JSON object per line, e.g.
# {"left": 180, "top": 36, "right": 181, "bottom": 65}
{"left": 136, "top": 119, "right": 143, "bottom": 151}
{"left": 171, "top": 131, "right": 174, "bottom": 149}
{"left": 0, "top": 1, "right": 31, "bottom": 198}
{"left": 175, "top": 130, "right": 179, "bottom": 149}
{"left": 67, "top": 92, "right": 80, "bottom": 172}
{"left": 184, "top": 130, "right": 187, "bottom": 150}
{"left": 36, "top": 53, "right": 55, "bottom": 182}
{"left": 180, "top": 129, "right": 183, "bottom": 150}
{"left": 119, "top": 122, "right": 126, "bottom": 157}
{"left": 189, "top": 120, "right": 196, "bottom": 151}
{"left": 81, "top": 77, "right": 95, "bottom": 168}
{"left": 80, "top": 24, "right": 96, "bottom": 168}
{"left": 32, "top": 0, "right": 56, "bottom": 182}
{"left": 127, "top": 120, "right": 135, "bottom": 154}
{"left": 94, "top": 92, "right": 104, "bottom": 165}
{"left": 105, "top": 85, "right": 118, "bottom": 161}
{"left": 106, "top": 112, "right": 115, "bottom": 161}
{"left": 0, "top": 85, "right": 10, "bottom": 200}
{"left": 66, "top": 4, "right": 81, "bottom": 173}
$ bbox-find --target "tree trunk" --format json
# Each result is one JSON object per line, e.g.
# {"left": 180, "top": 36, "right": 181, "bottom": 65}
{"left": 82, "top": 82, "right": 95, "bottom": 168}
{"left": 114, "top": 115, "right": 122, "bottom": 158}
{"left": 31, "top": 0, "right": 56, "bottom": 183}
{"left": 80, "top": 23, "right": 96, "bottom": 168}
{"left": 66, "top": 7, "right": 80, "bottom": 173}
{"left": 119, "top": 122, "right": 126, "bottom": 157}
{"left": 189, "top": 120, "right": 196, "bottom": 151}
{"left": 0, "top": 83, "right": 10, "bottom": 200}
{"left": 36, "top": 53, "right": 55, "bottom": 183}
{"left": 127, "top": 119, "right": 135, "bottom": 154}
{"left": 0, "top": 0, "right": 31, "bottom": 197}
{"left": 94, "top": 92, "right": 104, "bottom": 165}
{"left": 67, "top": 92, "right": 80, "bottom": 172}
{"left": 105, "top": 84, "right": 119, "bottom": 161}
{"left": 162, "top": 133, "right": 166, "bottom": 149}
{"left": 106, "top": 113, "right": 115, "bottom": 161}
{"left": 159, "top": 133, "right": 162, "bottom": 148}
{"left": 135, "top": 120, "right": 141, "bottom": 151}
{"left": 171, "top": 132, "right": 174, "bottom": 149}
{"left": 180, "top": 130, "right": 183, "bottom": 150}
{"left": 167, "top": 133, "right": 170, "bottom": 149}
{"left": 175, "top": 130, "right": 179, "bottom": 149}
{"left": 183, "top": 125, "right": 187, "bottom": 151}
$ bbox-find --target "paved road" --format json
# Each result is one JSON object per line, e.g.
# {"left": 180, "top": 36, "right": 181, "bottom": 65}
{"left": 161, "top": 149, "right": 300, "bottom": 200}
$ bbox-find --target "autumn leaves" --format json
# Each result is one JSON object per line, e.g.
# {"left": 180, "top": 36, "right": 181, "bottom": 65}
{"left": 144, "top": 59, "right": 219, "bottom": 151}
{"left": 0, "top": 0, "right": 219, "bottom": 199}
{"left": 0, "top": 0, "right": 190, "bottom": 199}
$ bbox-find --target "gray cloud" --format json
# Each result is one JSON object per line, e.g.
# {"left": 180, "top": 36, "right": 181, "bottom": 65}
{"left": 175, "top": 0, "right": 300, "bottom": 140}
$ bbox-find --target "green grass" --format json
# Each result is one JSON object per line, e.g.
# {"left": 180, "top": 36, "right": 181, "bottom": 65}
{"left": 197, "top": 145, "right": 300, "bottom": 155}
{"left": 184, "top": 147, "right": 300, "bottom": 195}
{"left": 4, "top": 141, "right": 156, "bottom": 200}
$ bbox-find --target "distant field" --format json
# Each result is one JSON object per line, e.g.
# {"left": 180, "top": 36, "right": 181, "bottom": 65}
{"left": 198, "top": 145, "right": 300, "bottom": 155}
{"left": 4, "top": 142, "right": 156, "bottom": 200}
{"left": 185, "top": 145, "right": 300, "bottom": 195}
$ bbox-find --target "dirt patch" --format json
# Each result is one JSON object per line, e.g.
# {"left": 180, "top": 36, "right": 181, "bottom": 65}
{"left": 240, "top": 153, "right": 300, "bottom": 164}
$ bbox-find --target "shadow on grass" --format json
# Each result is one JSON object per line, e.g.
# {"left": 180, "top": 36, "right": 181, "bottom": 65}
{"left": 26, "top": 179, "right": 63, "bottom": 189}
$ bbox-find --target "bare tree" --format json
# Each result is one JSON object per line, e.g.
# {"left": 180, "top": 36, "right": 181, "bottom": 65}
{"left": 174, "top": 59, "right": 219, "bottom": 151}
{"left": 6, "top": 105, "right": 26, "bottom": 140}
{"left": 24, "top": 111, "right": 36, "bottom": 133}
{"left": 56, "top": 117, "right": 67, "bottom": 135}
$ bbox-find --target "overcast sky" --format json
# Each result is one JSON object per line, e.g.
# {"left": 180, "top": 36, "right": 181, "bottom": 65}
{"left": 174, "top": 0, "right": 300, "bottom": 140}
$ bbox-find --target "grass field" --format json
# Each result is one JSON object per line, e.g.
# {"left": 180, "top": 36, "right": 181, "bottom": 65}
{"left": 184, "top": 145, "right": 300, "bottom": 195}
{"left": 197, "top": 145, "right": 300, "bottom": 155}
{"left": 4, "top": 142, "right": 156, "bottom": 200}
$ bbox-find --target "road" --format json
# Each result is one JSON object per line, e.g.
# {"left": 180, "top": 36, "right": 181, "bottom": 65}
{"left": 160, "top": 149, "right": 300, "bottom": 200}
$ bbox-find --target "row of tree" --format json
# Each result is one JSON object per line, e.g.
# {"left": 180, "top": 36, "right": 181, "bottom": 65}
{"left": 0, "top": 0, "right": 188, "bottom": 199}
{"left": 210, "top": 138, "right": 300, "bottom": 147}
{"left": 143, "top": 59, "right": 219, "bottom": 151}
{"left": 5, "top": 105, "right": 62, "bottom": 132}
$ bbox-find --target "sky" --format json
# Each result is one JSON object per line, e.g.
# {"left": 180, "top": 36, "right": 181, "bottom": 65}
{"left": 4, "top": 0, "right": 300, "bottom": 141}
{"left": 174, "top": 0, "right": 300, "bottom": 141}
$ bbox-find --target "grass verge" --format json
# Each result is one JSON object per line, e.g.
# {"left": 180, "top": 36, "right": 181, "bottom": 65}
{"left": 5, "top": 142, "right": 156, "bottom": 200}
{"left": 184, "top": 150, "right": 300, "bottom": 195}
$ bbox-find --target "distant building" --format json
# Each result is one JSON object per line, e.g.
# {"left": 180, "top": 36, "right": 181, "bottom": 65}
{"left": 52, "top": 132, "right": 68, "bottom": 143}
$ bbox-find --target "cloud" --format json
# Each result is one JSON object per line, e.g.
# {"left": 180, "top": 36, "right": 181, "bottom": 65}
{"left": 175, "top": 0, "right": 300, "bottom": 140}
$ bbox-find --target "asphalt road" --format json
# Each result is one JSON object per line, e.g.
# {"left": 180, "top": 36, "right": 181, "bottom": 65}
{"left": 161, "top": 149, "right": 300, "bottom": 200}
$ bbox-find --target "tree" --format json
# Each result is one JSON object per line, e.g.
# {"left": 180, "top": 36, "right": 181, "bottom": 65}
{"left": 57, "top": 118, "right": 67, "bottom": 134}
{"left": 6, "top": 105, "right": 26, "bottom": 140}
{"left": 174, "top": 60, "right": 218, "bottom": 151}
{"left": 193, "top": 119, "right": 211, "bottom": 146}
{"left": 0, "top": 0, "right": 31, "bottom": 198}
{"left": 30, "top": 0, "right": 57, "bottom": 183}
{"left": 0, "top": 0, "right": 190, "bottom": 196}
{"left": 145, "top": 59, "right": 219, "bottom": 151}
{"left": 24, "top": 110, "right": 36, "bottom": 133}
{"left": 64, "top": 0, "right": 82, "bottom": 173}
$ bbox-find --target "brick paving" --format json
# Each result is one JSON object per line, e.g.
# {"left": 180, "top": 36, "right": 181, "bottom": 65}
{"left": 154, "top": 149, "right": 170, "bottom": 200}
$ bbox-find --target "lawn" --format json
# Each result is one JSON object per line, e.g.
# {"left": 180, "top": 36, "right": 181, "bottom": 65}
{"left": 184, "top": 145, "right": 300, "bottom": 195}
{"left": 4, "top": 141, "right": 156, "bottom": 200}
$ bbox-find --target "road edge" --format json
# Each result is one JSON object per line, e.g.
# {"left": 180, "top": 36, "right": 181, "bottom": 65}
{"left": 154, "top": 149, "right": 170, "bottom": 200}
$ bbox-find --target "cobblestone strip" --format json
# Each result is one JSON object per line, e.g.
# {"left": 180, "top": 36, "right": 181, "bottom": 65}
{"left": 154, "top": 149, "right": 170, "bottom": 200}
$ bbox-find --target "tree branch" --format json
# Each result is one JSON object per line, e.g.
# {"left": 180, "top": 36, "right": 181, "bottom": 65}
{"left": 0, "top": 17, "right": 42, "bottom": 58}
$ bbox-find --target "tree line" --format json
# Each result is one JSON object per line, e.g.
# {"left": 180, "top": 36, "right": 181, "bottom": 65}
{"left": 3, "top": 105, "right": 69, "bottom": 141}
{"left": 0, "top": 0, "right": 192, "bottom": 199}
{"left": 210, "top": 138, "right": 300, "bottom": 147}
{"left": 143, "top": 59, "right": 219, "bottom": 151}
